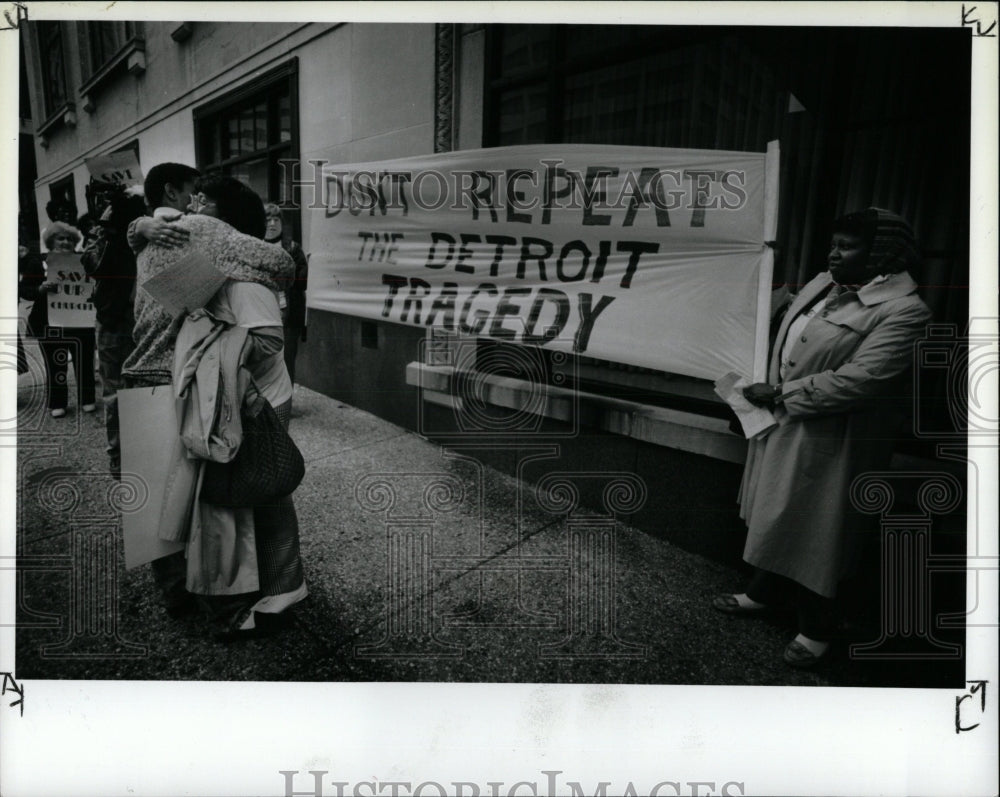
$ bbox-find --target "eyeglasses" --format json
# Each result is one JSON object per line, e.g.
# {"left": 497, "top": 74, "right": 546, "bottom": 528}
{"left": 189, "top": 193, "right": 217, "bottom": 212}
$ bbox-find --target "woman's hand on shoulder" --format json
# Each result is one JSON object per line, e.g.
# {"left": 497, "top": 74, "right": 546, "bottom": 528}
{"left": 137, "top": 215, "right": 191, "bottom": 248}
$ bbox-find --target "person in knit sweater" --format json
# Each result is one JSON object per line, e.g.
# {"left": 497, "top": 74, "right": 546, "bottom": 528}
{"left": 122, "top": 181, "right": 293, "bottom": 386}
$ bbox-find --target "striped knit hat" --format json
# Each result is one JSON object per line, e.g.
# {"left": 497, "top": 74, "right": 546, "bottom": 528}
{"left": 833, "top": 207, "right": 921, "bottom": 275}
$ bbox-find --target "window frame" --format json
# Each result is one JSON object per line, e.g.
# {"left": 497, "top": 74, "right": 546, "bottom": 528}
{"left": 193, "top": 59, "right": 301, "bottom": 239}
{"left": 47, "top": 174, "right": 78, "bottom": 223}
{"left": 33, "top": 21, "right": 72, "bottom": 133}
{"left": 77, "top": 21, "right": 145, "bottom": 111}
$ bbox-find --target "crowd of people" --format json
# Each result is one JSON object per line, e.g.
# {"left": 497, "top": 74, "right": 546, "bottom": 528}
{"left": 19, "top": 174, "right": 932, "bottom": 663}
{"left": 19, "top": 164, "right": 310, "bottom": 640}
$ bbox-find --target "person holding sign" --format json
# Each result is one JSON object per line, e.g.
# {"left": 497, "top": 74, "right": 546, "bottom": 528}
{"left": 715, "top": 208, "right": 932, "bottom": 668}
{"left": 27, "top": 222, "right": 98, "bottom": 418}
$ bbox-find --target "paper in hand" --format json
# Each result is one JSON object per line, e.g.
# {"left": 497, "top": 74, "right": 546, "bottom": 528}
{"left": 140, "top": 250, "right": 227, "bottom": 317}
{"left": 714, "top": 371, "right": 778, "bottom": 439}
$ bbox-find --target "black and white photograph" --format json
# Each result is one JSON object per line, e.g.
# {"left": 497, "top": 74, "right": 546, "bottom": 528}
{"left": 1, "top": 2, "right": 997, "bottom": 795}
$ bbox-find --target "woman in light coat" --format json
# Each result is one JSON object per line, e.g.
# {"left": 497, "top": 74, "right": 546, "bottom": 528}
{"left": 715, "top": 208, "right": 932, "bottom": 667}
{"left": 185, "top": 176, "right": 307, "bottom": 639}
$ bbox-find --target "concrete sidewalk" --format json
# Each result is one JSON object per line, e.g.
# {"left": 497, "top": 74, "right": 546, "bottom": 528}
{"left": 12, "top": 339, "right": 961, "bottom": 687}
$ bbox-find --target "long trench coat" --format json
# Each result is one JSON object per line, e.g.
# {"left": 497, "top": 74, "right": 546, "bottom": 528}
{"left": 739, "top": 270, "right": 931, "bottom": 597}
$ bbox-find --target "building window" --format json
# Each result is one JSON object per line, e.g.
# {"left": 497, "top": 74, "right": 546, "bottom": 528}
{"left": 194, "top": 60, "right": 300, "bottom": 235}
{"left": 77, "top": 21, "right": 145, "bottom": 110}
{"left": 47, "top": 174, "right": 78, "bottom": 225}
{"left": 36, "top": 22, "right": 69, "bottom": 120}
{"left": 486, "top": 25, "right": 782, "bottom": 152}
{"left": 86, "top": 22, "right": 137, "bottom": 75}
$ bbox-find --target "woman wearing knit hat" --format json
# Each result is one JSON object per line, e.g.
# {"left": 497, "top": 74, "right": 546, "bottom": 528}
{"left": 714, "top": 208, "right": 932, "bottom": 668}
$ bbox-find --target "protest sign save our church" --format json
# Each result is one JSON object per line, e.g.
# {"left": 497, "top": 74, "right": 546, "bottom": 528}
{"left": 307, "top": 143, "right": 778, "bottom": 382}
{"left": 45, "top": 252, "right": 96, "bottom": 328}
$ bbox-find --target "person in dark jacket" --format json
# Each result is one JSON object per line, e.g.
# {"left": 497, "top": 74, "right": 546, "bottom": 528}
{"left": 81, "top": 187, "right": 147, "bottom": 478}
{"left": 263, "top": 202, "right": 308, "bottom": 385}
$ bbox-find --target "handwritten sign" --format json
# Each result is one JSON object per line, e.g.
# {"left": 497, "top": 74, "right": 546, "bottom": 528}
{"left": 46, "top": 252, "right": 96, "bottom": 328}
{"left": 307, "top": 143, "right": 778, "bottom": 382}
{"left": 85, "top": 150, "right": 143, "bottom": 188}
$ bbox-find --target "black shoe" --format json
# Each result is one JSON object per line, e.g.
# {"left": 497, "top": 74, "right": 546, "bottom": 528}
{"left": 215, "top": 607, "right": 288, "bottom": 642}
{"left": 163, "top": 585, "right": 198, "bottom": 619}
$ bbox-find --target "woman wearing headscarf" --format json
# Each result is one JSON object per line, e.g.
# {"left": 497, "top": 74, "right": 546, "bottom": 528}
{"left": 714, "top": 208, "right": 932, "bottom": 667}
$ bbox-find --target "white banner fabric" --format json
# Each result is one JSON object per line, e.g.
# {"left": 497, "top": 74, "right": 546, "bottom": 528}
{"left": 306, "top": 144, "right": 770, "bottom": 381}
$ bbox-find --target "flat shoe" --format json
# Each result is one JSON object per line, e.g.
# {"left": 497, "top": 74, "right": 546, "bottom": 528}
{"left": 215, "top": 607, "right": 286, "bottom": 642}
{"left": 712, "top": 593, "right": 767, "bottom": 615}
{"left": 783, "top": 639, "right": 830, "bottom": 668}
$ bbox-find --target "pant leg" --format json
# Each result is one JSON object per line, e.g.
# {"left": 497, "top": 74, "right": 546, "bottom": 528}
{"left": 96, "top": 320, "right": 136, "bottom": 465}
{"left": 746, "top": 567, "right": 838, "bottom": 640}
{"left": 71, "top": 327, "right": 97, "bottom": 406}
{"left": 282, "top": 326, "right": 300, "bottom": 385}
{"left": 745, "top": 567, "right": 796, "bottom": 606}
{"left": 38, "top": 334, "right": 70, "bottom": 411}
{"left": 795, "top": 585, "right": 839, "bottom": 640}
{"left": 16, "top": 331, "right": 28, "bottom": 374}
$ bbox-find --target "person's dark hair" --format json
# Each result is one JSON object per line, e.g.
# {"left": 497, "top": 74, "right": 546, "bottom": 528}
{"left": 104, "top": 191, "right": 147, "bottom": 232}
{"left": 77, "top": 213, "right": 95, "bottom": 235}
{"left": 45, "top": 199, "right": 77, "bottom": 224}
{"left": 143, "top": 162, "right": 200, "bottom": 209}
{"left": 195, "top": 174, "right": 267, "bottom": 239}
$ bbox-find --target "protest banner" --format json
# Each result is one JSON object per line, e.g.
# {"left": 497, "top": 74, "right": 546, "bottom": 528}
{"left": 307, "top": 142, "right": 778, "bottom": 382}
{"left": 85, "top": 149, "right": 144, "bottom": 188}
{"left": 45, "top": 252, "right": 96, "bottom": 328}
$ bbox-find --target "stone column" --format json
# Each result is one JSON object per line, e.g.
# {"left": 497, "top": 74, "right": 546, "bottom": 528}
{"left": 849, "top": 472, "right": 964, "bottom": 660}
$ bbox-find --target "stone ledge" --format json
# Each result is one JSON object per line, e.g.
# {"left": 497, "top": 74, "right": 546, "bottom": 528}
{"left": 406, "top": 361, "right": 748, "bottom": 463}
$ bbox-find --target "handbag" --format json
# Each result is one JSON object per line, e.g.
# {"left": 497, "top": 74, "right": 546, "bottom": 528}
{"left": 199, "top": 380, "right": 305, "bottom": 507}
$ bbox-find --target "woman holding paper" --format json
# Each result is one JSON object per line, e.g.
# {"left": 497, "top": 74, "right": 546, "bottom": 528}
{"left": 25, "top": 222, "right": 98, "bottom": 418}
{"left": 714, "top": 208, "right": 932, "bottom": 668}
